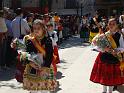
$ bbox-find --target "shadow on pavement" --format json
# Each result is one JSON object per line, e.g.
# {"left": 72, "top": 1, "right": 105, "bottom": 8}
{"left": 56, "top": 71, "right": 65, "bottom": 79}
{"left": 117, "top": 85, "right": 124, "bottom": 93}
{"left": 59, "top": 36, "right": 90, "bottom": 49}
{"left": 0, "top": 68, "right": 23, "bottom": 89}
{"left": 0, "top": 68, "right": 15, "bottom": 81}
{"left": 0, "top": 82, "right": 22, "bottom": 89}
{"left": 60, "top": 59, "right": 67, "bottom": 63}
{"left": 54, "top": 87, "right": 62, "bottom": 93}
{"left": 57, "top": 60, "right": 68, "bottom": 70}
{"left": 52, "top": 81, "right": 62, "bottom": 93}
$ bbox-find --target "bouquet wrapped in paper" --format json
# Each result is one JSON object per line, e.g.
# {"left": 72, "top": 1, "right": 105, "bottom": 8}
{"left": 12, "top": 38, "right": 43, "bottom": 67}
{"left": 92, "top": 33, "right": 111, "bottom": 52}
{"left": 28, "top": 52, "right": 44, "bottom": 67}
{"left": 12, "top": 38, "right": 26, "bottom": 50}
{"left": 92, "top": 32, "right": 124, "bottom": 62}
{"left": 19, "top": 52, "right": 44, "bottom": 67}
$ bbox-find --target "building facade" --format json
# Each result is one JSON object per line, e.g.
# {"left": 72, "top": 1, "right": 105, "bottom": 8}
{"left": 95, "top": 0, "right": 124, "bottom": 16}
{"left": 2, "top": 0, "right": 51, "bottom": 13}
{"left": 1, "top": 0, "right": 124, "bottom": 16}
{"left": 2, "top": 0, "right": 95, "bottom": 15}
{"left": 51, "top": 0, "right": 95, "bottom": 15}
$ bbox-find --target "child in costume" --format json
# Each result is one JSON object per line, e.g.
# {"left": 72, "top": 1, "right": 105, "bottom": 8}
{"left": 47, "top": 22, "right": 60, "bottom": 76}
{"left": 90, "top": 18, "right": 124, "bottom": 93}
{"left": 11, "top": 19, "right": 58, "bottom": 93}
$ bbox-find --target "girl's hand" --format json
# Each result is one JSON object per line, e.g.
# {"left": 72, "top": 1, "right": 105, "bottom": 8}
{"left": 10, "top": 41, "right": 16, "bottom": 49}
{"left": 10, "top": 38, "right": 17, "bottom": 49}
{"left": 104, "top": 46, "right": 111, "bottom": 52}
{"left": 111, "top": 50, "right": 117, "bottom": 56}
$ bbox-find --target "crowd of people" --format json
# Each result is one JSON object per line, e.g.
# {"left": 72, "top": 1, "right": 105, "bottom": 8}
{"left": 0, "top": 6, "right": 124, "bottom": 93}
{"left": 0, "top": 7, "right": 62, "bottom": 93}
{"left": 0, "top": 6, "right": 83, "bottom": 93}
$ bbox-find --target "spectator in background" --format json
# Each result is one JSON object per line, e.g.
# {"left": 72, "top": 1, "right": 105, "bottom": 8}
{"left": 43, "top": 13, "right": 51, "bottom": 26}
{"left": 75, "top": 16, "right": 80, "bottom": 34}
{"left": 26, "top": 13, "right": 34, "bottom": 30}
{"left": 57, "top": 22, "right": 63, "bottom": 44}
{"left": 0, "top": 9, "right": 8, "bottom": 69}
{"left": 5, "top": 8, "right": 16, "bottom": 68}
{"left": 89, "top": 12, "right": 102, "bottom": 42}
{"left": 12, "top": 8, "right": 30, "bottom": 39}
{"left": 80, "top": 15, "right": 90, "bottom": 42}
{"left": 119, "top": 11, "right": 124, "bottom": 28}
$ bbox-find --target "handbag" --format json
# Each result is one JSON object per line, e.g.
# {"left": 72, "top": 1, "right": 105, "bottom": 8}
{"left": 23, "top": 64, "right": 57, "bottom": 91}
{"left": 100, "top": 52, "right": 120, "bottom": 64}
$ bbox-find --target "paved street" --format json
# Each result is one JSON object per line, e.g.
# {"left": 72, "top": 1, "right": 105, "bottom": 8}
{"left": 0, "top": 36, "right": 124, "bottom": 93}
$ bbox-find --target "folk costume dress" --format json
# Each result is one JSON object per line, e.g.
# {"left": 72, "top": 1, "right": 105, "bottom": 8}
{"left": 15, "top": 35, "right": 58, "bottom": 91}
{"left": 89, "top": 17, "right": 102, "bottom": 42}
{"left": 48, "top": 31, "right": 60, "bottom": 76}
{"left": 90, "top": 31, "right": 124, "bottom": 86}
{"left": 80, "top": 18, "right": 89, "bottom": 41}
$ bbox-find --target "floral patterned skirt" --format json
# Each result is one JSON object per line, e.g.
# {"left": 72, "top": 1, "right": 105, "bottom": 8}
{"left": 23, "top": 64, "right": 58, "bottom": 91}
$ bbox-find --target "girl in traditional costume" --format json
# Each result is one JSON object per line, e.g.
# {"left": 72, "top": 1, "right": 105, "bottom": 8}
{"left": 47, "top": 22, "right": 60, "bottom": 76}
{"left": 80, "top": 15, "right": 89, "bottom": 42}
{"left": 89, "top": 13, "right": 102, "bottom": 42}
{"left": 12, "top": 19, "right": 57, "bottom": 93}
{"left": 90, "top": 18, "right": 124, "bottom": 93}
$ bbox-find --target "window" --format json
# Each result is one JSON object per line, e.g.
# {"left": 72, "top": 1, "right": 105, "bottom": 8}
{"left": 65, "top": 0, "right": 77, "bottom": 9}
{"left": 104, "top": 0, "right": 121, "bottom": 2}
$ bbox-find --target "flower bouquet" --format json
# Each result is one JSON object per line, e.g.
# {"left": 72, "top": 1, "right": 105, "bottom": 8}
{"left": 92, "top": 32, "right": 124, "bottom": 62}
{"left": 92, "top": 33, "right": 111, "bottom": 52}
{"left": 28, "top": 52, "right": 44, "bottom": 67}
{"left": 12, "top": 38, "right": 26, "bottom": 50}
{"left": 12, "top": 38, "right": 43, "bottom": 67}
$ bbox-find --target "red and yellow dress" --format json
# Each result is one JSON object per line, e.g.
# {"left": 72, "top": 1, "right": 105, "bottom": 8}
{"left": 48, "top": 31, "right": 60, "bottom": 76}
{"left": 90, "top": 32, "right": 124, "bottom": 86}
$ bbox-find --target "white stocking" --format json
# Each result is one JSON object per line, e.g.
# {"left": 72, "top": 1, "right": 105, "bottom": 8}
{"left": 108, "top": 86, "right": 114, "bottom": 93}
{"left": 103, "top": 85, "right": 107, "bottom": 92}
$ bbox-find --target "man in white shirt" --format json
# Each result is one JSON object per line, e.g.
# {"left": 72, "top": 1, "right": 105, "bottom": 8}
{"left": 12, "top": 8, "right": 30, "bottom": 39}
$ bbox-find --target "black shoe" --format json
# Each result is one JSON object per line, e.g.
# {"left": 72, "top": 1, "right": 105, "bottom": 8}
{"left": 113, "top": 86, "right": 118, "bottom": 91}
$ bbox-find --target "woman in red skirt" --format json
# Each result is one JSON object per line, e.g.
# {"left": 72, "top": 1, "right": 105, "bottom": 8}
{"left": 90, "top": 18, "right": 124, "bottom": 93}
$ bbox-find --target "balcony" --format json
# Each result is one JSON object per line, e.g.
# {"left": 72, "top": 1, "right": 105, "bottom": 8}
{"left": 96, "top": 0, "right": 121, "bottom": 5}
{"left": 95, "top": 0, "right": 121, "bottom": 6}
